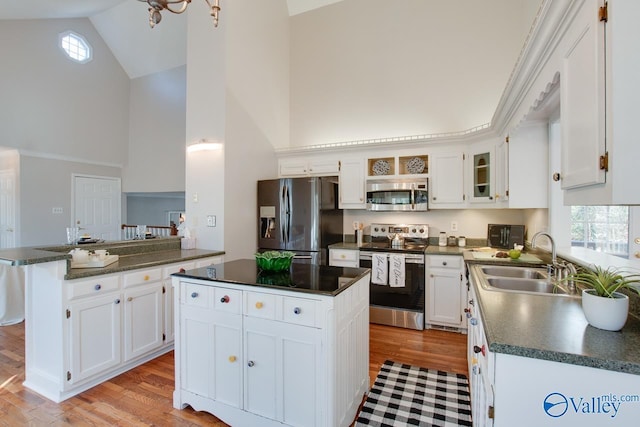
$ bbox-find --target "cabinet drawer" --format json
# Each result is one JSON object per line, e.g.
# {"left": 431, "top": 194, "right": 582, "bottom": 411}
{"left": 68, "top": 275, "right": 120, "bottom": 300}
{"left": 428, "top": 255, "right": 462, "bottom": 269}
{"left": 162, "top": 261, "right": 195, "bottom": 279}
{"left": 245, "top": 291, "right": 277, "bottom": 319}
{"left": 182, "top": 283, "right": 211, "bottom": 308}
{"left": 213, "top": 287, "right": 242, "bottom": 314}
{"left": 329, "top": 249, "right": 359, "bottom": 267}
{"left": 123, "top": 268, "right": 162, "bottom": 288}
{"left": 282, "top": 296, "right": 317, "bottom": 327}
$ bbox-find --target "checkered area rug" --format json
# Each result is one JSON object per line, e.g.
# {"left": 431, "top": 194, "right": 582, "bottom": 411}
{"left": 355, "top": 360, "right": 472, "bottom": 426}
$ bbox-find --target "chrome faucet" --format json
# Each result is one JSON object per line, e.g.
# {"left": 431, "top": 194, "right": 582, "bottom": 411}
{"left": 531, "top": 231, "right": 557, "bottom": 265}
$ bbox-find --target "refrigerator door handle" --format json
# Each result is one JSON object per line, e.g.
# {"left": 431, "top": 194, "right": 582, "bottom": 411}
{"left": 282, "top": 183, "right": 291, "bottom": 245}
{"left": 281, "top": 183, "right": 287, "bottom": 244}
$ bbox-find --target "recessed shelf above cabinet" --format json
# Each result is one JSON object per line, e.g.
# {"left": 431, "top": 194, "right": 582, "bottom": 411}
{"left": 399, "top": 155, "right": 428, "bottom": 175}
{"left": 367, "top": 157, "right": 395, "bottom": 176}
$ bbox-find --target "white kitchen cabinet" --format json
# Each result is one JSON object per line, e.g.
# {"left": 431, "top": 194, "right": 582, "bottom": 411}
{"left": 173, "top": 274, "right": 370, "bottom": 427}
{"left": 68, "top": 289, "right": 122, "bottom": 384}
{"left": 505, "top": 123, "right": 548, "bottom": 208}
{"left": 338, "top": 158, "right": 366, "bottom": 209}
{"left": 466, "top": 284, "right": 494, "bottom": 427}
{"left": 468, "top": 142, "right": 497, "bottom": 205}
{"left": 279, "top": 157, "right": 339, "bottom": 177}
{"left": 430, "top": 151, "right": 466, "bottom": 208}
{"left": 329, "top": 248, "right": 359, "bottom": 268}
{"left": 561, "top": 0, "right": 640, "bottom": 204}
{"left": 425, "top": 255, "right": 466, "bottom": 330}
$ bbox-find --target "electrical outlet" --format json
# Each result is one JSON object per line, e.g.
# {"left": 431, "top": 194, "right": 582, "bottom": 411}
{"left": 52, "top": 207, "right": 63, "bottom": 214}
{"left": 193, "top": 192, "right": 198, "bottom": 203}
{"left": 207, "top": 215, "right": 216, "bottom": 227}
{"left": 451, "top": 221, "right": 458, "bottom": 232}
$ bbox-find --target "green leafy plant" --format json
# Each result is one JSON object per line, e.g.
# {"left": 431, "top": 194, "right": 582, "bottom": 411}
{"left": 564, "top": 265, "right": 640, "bottom": 298}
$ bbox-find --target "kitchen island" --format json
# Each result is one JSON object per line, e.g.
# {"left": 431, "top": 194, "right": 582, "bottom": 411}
{"left": 0, "top": 238, "right": 225, "bottom": 402}
{"left": 171, "top": 259, "right": 371, "bottom": 427}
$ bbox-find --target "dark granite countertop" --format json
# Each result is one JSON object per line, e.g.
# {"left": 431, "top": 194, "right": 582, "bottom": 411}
{"left": 172, "top": 258, "right": 371, "bottom": 297}
{"left": 64, "top": 249, "right": 225, "bottom": 280}
{"left": 468, "top": 263, "right": 640, "bottom": 375}
{"left": 0, "top": 238, "right": 224, "bottom": 280}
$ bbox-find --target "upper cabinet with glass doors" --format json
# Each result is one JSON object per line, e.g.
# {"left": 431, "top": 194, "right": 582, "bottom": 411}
{"left": 469, "top": 142, "right": 496, "bottom": 204}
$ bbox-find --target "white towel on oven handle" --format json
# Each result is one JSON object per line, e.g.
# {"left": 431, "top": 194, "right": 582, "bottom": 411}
{"left": 388, "top": 254, "right": 405, "bottom": 287}
{"left": 371, "top": 253, "right": 388, "bottom": 285}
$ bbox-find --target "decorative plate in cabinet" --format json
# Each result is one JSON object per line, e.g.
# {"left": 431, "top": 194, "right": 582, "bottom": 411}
{"left": 399, "top": 155, "right": 428, "bottom": 175}
{"left": 368, "top": 157, "right": 395, "bottom": 176}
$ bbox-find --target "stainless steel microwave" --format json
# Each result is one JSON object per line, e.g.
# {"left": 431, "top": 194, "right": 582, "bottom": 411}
{"left": 366, "top": 179, "right": 429, "bottom": 211}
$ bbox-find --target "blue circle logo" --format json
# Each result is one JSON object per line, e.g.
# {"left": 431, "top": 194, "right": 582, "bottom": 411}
{"left": 543, "top": 392, "right": 568, "bottom": 418}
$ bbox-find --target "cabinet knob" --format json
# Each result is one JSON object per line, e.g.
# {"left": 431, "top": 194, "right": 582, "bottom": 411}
{"left": 293, "top": 307, "right": 301, "bottom": 315}
{"left": 191, "top": 292, "right": 199, "bottom": 298}
{"left": 442, "top": 261, "right": 447, "bottom": 266}
{"left": 179, "top": 268, "right": 186, "bottom": 273}
{"left": 114, "top": 299, "right": 120, "bottom": 304}
{"left": 247, "top": 360, "right": 255, "bottom": 367}
{"left": 127, "top": 297, "right": 133, "bottom": 302}
{"left": 432, "top": 197, "right": 437, "bottom": 201}
{"left": 94, "top": 284, "right": 101, "bottom": 291}
{"left": 255, "top": 302, "right": 263, "bottom": 309}
{"left": 144, "top": 275, "right": 150, "bottom": 281}
{"left": 220, "top": 295, "right": 230, "bottom": 303}
{"left": 228, "top": 355, "right": 237, "bottom": 363}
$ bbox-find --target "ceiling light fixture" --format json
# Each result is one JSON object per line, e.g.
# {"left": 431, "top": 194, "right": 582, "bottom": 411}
{"left": 139, "top": 0, "right": 221, "bottom": 28}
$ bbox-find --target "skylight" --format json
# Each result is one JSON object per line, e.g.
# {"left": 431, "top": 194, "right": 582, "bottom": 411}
{"left": 59, "top": 31, "right": 92, "bottom": 64}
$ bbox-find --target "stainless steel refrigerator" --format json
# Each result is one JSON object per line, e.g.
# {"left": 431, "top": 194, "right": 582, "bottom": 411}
{"left": 258, "top": 177, "right": 343, "bottom": 265}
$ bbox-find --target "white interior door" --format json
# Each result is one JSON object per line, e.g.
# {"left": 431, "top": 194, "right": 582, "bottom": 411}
{"left": 0, "top": 170, "right": 17, "bottom": 249}
{"left": 73, "top": 175, "right": 121, "bottom": 241}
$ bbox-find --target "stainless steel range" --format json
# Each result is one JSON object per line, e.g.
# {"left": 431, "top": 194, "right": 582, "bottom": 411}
{"left": 359, "top": 223, "right": 428, "bottom": 330}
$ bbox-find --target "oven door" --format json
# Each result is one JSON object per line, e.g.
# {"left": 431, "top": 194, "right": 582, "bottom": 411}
{"left": 359, "top": 252, "right": 425, "bottom": 311}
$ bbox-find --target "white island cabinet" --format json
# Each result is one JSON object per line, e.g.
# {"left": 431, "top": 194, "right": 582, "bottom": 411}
{"left": 23, "top": 254, "right": 223, "bottom": 403}
{"left": 172, "top": 260, "right": 370, "bottom": 427}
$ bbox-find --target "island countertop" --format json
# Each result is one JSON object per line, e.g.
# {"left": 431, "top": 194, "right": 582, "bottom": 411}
{"left": 172, "top": 258, "right": 371, "bottom": 297}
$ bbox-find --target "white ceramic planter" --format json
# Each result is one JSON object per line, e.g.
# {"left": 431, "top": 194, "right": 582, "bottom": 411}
{"left": 581, "top": 289, "right": 629, "bottom": 331}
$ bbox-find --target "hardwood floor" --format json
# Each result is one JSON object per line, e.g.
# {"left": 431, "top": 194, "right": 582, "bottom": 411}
{"left": 0, "top": 322, "right": 467, "bottom": 426}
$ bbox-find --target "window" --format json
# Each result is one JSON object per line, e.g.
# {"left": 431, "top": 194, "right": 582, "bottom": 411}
{"left": 59, "top": 31, "right": 92, "bottom": 64}
{"left": 571, "top": 206, "right": 629, "bottom": 258}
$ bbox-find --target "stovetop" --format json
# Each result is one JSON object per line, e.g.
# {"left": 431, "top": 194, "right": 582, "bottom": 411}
{"left": 360, "top": 223, "right": 429, "bottom": 254}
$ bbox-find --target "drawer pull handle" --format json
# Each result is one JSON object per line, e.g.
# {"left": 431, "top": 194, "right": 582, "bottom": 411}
{"left": 255, "top": 302, "right": 263, "bottom": 309}
{"left": 114, "top": 299, "right": 121, "bottom": 304}
{"left": 247, "top": 360, "right": 255, "bottom": 367}
{"left": 144, "top": 275, "right": 150, "bottom": 281}
{"left": 228, "top": 355, "right": 237, "bottom": 363}
{"left": 220, "top": 295, "right": 230, "bottom": 303}
{"left": 293, "top": 307, "right": 301, "bottom": 315}
{"left": 94, "top": 284, "right": 101, "bottom": 291}
{"left": 127, "top": 297, "right": 133, "bottom": 302}
{"left": 191, "top": 292, "right": 199, "bottom": 298}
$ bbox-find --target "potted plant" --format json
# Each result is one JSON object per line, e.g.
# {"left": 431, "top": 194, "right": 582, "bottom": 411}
{"left": 564, "top": 265, "right": 640, "bottom": 331}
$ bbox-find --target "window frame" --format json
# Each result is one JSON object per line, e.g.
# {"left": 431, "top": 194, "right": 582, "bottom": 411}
{"left": 58, "top": 30, "right": 93, "bottom": 64}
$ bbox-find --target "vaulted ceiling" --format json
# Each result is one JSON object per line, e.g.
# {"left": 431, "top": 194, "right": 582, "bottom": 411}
{"left": 0, "top": 0, "right": 342, "bottom": 78}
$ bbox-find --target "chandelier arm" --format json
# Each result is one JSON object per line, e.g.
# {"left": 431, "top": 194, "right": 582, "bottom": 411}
{"left": 164, "top": 0, "right": 192, "bottom": 14}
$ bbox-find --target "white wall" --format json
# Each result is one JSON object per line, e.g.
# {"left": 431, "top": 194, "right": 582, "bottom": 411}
{"left": 124, "top": 66, "right": 187, "bottom": 192}
{"left": 288, "top": 0, "right": 537, "bottom": 148}
{"left": 126, "top": 193, "right": 185, "bottom": 226}
{"left": 19, "top": 154, "right": 121, "bottom": 246}
{"left": 0, "top": 18, "right": 130, "bottom": 165}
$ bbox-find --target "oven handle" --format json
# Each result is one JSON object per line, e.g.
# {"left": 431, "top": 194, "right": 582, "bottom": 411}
{"left": 359, "top": 252, "right": 424, "bottom": 264}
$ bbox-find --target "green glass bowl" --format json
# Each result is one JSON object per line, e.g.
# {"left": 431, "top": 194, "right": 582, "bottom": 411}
{"left": 254, "top": 251, "right": 295, "bottom": 272}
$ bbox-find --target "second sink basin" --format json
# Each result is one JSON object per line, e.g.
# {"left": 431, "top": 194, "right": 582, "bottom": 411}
{"left": 485, "top": 277, "right": 567, "bottom": 295}
{"left": 481, "top": 266, "right": 546, "bottom": 279}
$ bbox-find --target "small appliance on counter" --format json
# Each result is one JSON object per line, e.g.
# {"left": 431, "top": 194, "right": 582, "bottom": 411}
{"left": 487, "top": 224, "right": 525, "bottom": 249}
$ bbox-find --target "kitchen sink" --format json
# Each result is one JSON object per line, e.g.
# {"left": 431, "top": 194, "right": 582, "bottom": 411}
{"left": 485, "top": 277, "right": 567, "bottom": 294}
{"left": 480, "top": 266, "right": 546, "bottom": 280}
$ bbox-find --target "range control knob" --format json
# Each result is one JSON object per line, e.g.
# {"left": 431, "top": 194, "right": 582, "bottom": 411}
{"left": 411, "top": 228, "right": 417, "bottom": 233}
{"left": 419, "top": 228, "right": 424, "bottom": 234}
